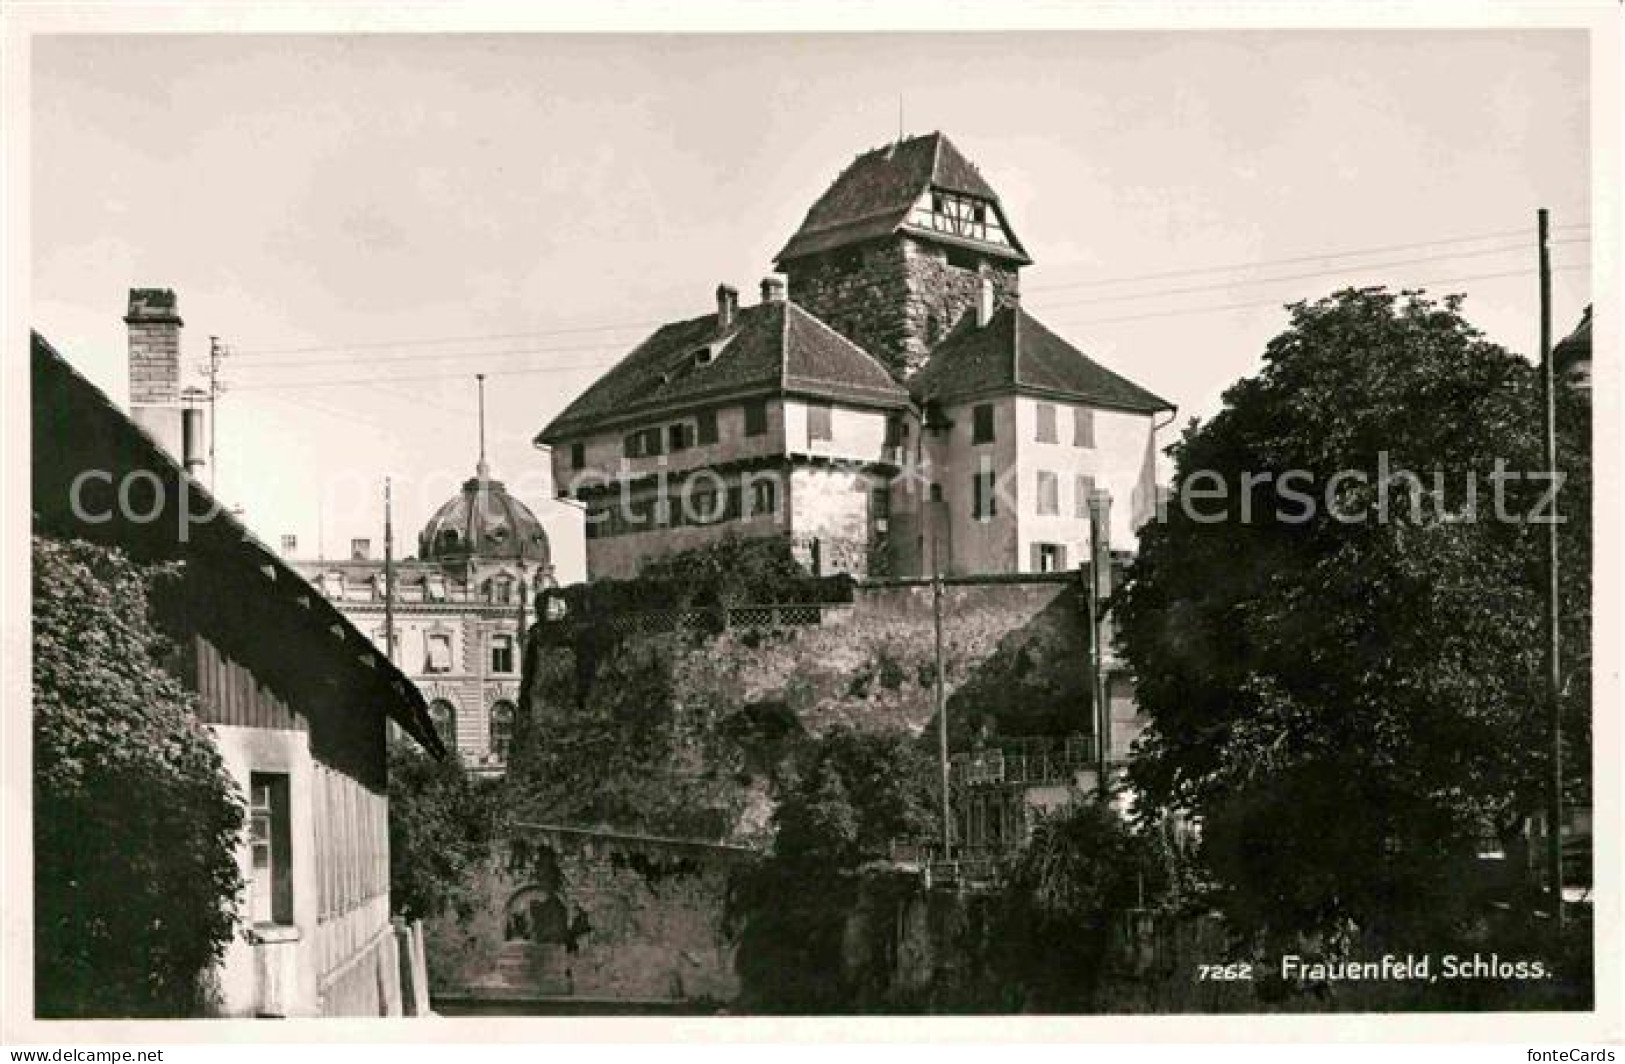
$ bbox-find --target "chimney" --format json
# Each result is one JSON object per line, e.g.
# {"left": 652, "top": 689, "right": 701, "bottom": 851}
{"left": 976, "top": 276, "right": 995, "bottom": 328}
{"left": 125, "top": 288, "right": 189, "bottom": 464}
{"left": 760, "top": 276, "right": 785, "bottom": 304}
{"left": 716, "top": 283, "right": 739, "bottom": 333}
{"left": 351, "top": 537, "right": 371, "bottom": 561}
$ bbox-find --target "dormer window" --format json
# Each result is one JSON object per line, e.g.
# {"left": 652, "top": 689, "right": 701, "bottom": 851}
{"left": 693, "top": 346, "right": 715, "bottom": 367}
{"left": 911, "top": 188, "right": 1012, "bottom": 250}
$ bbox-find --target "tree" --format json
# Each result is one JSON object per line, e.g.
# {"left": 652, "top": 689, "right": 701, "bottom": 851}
{"left": 994, "top": 802, "right": 1168, "bottom": 1010}
{"left": 1115, "top": 289, "right": 1591, "bottom": 949}
{"left": 387, "top": 740, "right": 499, "bottom": 923}
{"left": 32, "top": 536, "right": 245, "bottom": 1017}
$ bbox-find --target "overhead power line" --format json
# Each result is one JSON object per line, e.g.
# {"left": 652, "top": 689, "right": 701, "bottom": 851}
{"left": 1026, "top": 223, "right": 1591, "bottom": 294}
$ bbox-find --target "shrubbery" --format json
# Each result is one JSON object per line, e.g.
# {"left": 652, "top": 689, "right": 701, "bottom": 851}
{"left": 32, "top": 536, "right": 244, "bottom": 1017}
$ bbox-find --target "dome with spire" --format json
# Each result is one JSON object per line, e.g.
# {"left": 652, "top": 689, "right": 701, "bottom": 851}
{"left": 419, "top": 473, "right": 551, "bottom": 564}
{"left": 418, "top": 374, "right": 551, "bottom": 565}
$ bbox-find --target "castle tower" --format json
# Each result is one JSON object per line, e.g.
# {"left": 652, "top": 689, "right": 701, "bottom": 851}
{"left": 773, "top": 132, "right": 1032, "bottom": 381}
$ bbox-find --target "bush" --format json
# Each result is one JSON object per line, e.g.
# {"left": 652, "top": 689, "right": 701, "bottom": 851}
{"left": 388, "top": 740, "right": 500, "bottom": 923}
{"left": 32, "top": 536, "right": 245, "bottom": 1017}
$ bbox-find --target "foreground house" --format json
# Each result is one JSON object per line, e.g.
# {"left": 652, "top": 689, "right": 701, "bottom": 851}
{"left": 32, "top": 297, "right": 444, "bottom": 1017}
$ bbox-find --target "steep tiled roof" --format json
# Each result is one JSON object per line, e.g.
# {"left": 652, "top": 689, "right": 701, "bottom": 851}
{"left": 774, "top": 132, "right": 1032, "bottom": 266}
{"left": 908, "top": 306, "right": 1173, "bottom": 414}
{"left": 536, "top": 300, "right": 908, "bottom": 442}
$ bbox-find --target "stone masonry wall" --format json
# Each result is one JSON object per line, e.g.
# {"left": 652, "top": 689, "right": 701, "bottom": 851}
{"left": 426, "top": 825, "right": 749, "bottom": 1007}
{"left": 786, "top": 236, "right": 1020, "bottom": 382}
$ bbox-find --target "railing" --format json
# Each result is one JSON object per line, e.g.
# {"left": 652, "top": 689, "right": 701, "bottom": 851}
{"left": 595, "top": 602, "right": 853, "bottom": 637}
{"left": 949, "top": 734, "right": 1096, "bottom": 788}
{"left": 886, "top": 840, "right": 1012, "bottom": 888}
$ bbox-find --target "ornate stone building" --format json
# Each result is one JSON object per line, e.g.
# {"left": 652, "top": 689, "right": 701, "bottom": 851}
{"left": 540, "top": 131, "right": 1174, "bottom": 582}
{"left": 291, "top": 451, "right": 554, "bottom": 774}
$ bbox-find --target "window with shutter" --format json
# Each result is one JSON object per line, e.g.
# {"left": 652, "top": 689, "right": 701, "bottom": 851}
{"left": 697, "top": 409, "right": 718, "bottom": 445}
{"left": 973, "top": 471, "right": 997, "bottom": 520}
{"left": 1036, "top": 403, "right": 1057, "bottom": 443}
{"left": 1073, "top": 406, "right": 1095, "bottom": 448}
{"left": 1037, "top": 471, "right": 1059, "bottom": 515}
{"left": 1075, "top": 474, "right": 1096, "bottom": 518}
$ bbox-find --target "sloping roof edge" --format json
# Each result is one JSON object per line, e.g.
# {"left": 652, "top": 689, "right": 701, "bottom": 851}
{"left": 31, "top": 330, "right": 445, "bottom": 758}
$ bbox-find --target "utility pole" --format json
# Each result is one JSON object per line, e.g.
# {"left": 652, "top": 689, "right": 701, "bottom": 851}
{"left": 201, "top": 335, "right": 228, "bottom": 493}
{"left": 1537, "top": 208, "right": 1564, "bottom": 933}
{"left": 929, "top": 513, "right": 949, "bottom": 864}
{"left": 1087, "top": 491, "right": 1111, "bottom": 800}
{"left": 384, "top": 477, "right": 396, "bottom": 663}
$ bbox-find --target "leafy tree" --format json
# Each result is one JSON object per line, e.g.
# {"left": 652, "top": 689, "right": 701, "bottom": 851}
{"left": 32, "top": 536, "right": 245, "bottom": 1017}
{"left": 387, "top": 740, "right": 499, "bottom": 923}
{"left": 1116, "top": 289, "right": 1591, "bottom": 950}
{"left": 993, "top": 802, "right": 1168, "bottom": 1010}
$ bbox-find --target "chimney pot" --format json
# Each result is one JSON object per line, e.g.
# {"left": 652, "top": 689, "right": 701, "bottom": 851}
{"left": 716, "top": 284, "right": 739, "bottom": 333}
{"left": 760, "top": 276, "right": 785, "bottom": 304}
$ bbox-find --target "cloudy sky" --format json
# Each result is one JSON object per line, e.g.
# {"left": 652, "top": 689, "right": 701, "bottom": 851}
{"left": 32, "top": 30, "right": 1590, "bottom": 583}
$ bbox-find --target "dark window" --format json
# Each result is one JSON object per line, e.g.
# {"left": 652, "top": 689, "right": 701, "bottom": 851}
{"left": 1037, "top": 471, "right": 1059, "bottom": 516}
{"left": 808, "top": 403, "right": 833, "bottom": 443}
{"left": 1033, "top": 543, "right": 1067, "bottom": 573}
{"left": 490, "top": 633, "right": 515, "bottom": 674}
{"left": 249, "top": 774, "right": 293, "bottom": 926}
{"left": 624, "top": 432, "right": 641, "bottom": 459}
{"left": 489, "top": 701, "right": 515, "bottom": 763}
{"left": 1073, "top": 406, "right": 1095, "bottom": 448}
{"left": 972, "top": 202, "right": 987, "bottom": 223}
{"left": 926, "top": 313, "right": 941, "bottom": 345}
{"left": 1036, "top": 403, "right": 1058, "bottom": 443}
{"left": 1075, "top": 474, "right": 1096, "bottom": 519}
{"left": 947, "top": 247, "right": 979, "bottom": 271}
{"left": 973, "top": 471, "right": 997, "bottom": 520}
{"left": 669, "top": 422, "right": 692, "bottom": 452}
{"left": 931, "top": 193, "right": 945, "bottom": 213}
{"left": 744, "top": 401, "right": 768, "bottom": 437}
{"left": 489, "top": 577, "right": 513, "bottom": 605}
{"left": 750, "top": 479, "right": 778, "bottom": 517}
{"left": 697, "top": 409, "right": 718, "bottom": 445}
{"left": 884, "top": 416, "right": 903, "bottom": 448}
{"left": 570, "top": 442, "right": 585, "bottom": 470}
{"left": 972, "top": 403, "right": 995, "bottom": 444}
{"left": 643, "top": 427, "right": 665, "bottom": 456}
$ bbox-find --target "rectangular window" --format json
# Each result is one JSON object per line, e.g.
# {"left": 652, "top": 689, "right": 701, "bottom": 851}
{"left": 972, "top": 403, "right": 995, "bottom": 444}
{"left": 744, "top": 401, "right": 768, "bottom": 437}
{"left": 1033, "top": 543, "right": 1067, "bottom": 573}
{"left": 249, "top": 773, "right": 293, "bottom": 926}
{"left": 807, "top": 403, "right": 833, "bottom": 443}
{"left": 624, "top": 432, "right": 642, "bottom": 459}
{"left": 643, "top": 427, "right": 665, "bottom": 457}
{"left": 490, "top": 633, "right": 514, "bottom": 675}
{"left": 697, "top": 409, "right": 719, "bottom": 445}
{"left": 425, "top": 632, "right": 452, "bottom": 674}
{"left": 669, "top": 422, "right": 692, "bottom": 452}
{"left": 1075, "top": 474, "right": 1096, "bottom": 519}
{"left": 570, "top": 442, "right": 585, "bottom": 470}
{"left": 972, "top": 470, "right": 997, "bottom": 520}
{"left": 750, "top": 479, "right": 778, "bottom": 518}
{"left": 1073, "top": 406, "right": 1095, "bottom": 448}
{"left": 1037, "top": 471, "right": 1059, "bottom": 516}
{"left": 1036, "top": 403, "right": 1057, "bottom": 443}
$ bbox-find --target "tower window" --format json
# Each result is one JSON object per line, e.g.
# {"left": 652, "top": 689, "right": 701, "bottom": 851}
{"left": 807, "top": 402, "right": 833, "bottom": 443}
{"left": 946, "top": 248, "right": 980, "bottom": 271}
{"left": 973, "top": 471, "right": 996, "bottom": 520}
{"left": 743, "top": 401, "right": 768, "bottom": 437}
{"left": 972, "top": 403, "right": 995, "bottom": 444}
{"left": 570, "top": 442, "right": 585, "bottom": 470}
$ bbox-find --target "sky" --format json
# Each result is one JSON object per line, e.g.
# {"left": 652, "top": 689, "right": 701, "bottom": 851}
{"left": 31, "top": 30, "right": 1591, "bottom": 585}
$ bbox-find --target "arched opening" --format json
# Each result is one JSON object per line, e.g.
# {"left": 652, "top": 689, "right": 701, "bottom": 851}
{"left": 427, "top": 699, "right": 457, "bottom": 755}
{"left": 504, "top": 888, "right": 569, "bottom": 944}
{"left": 489, "top": 700, "right": 515, "bottom": 763}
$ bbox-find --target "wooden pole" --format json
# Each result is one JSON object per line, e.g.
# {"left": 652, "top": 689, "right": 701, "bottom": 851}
{"left": 934, "top": 545, "right": 951, "bottom": 862}
{"left": 1538, "top": 208, "right": 1564, "bottom": 933}
{"left": 384, "top": 477, "right": 396, "bottom": 663}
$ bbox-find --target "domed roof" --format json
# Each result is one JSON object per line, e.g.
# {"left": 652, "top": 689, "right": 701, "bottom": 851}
{"left": 419, "top": 472, "right": 551, "bottom": 565}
